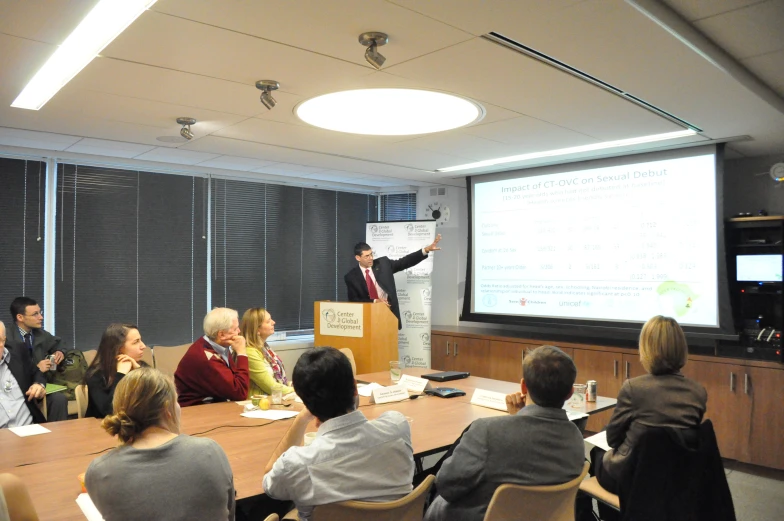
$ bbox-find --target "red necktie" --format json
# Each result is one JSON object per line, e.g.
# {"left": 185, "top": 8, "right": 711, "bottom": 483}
{"left": 365, "top": 269, "right": 380, "bottom": 300}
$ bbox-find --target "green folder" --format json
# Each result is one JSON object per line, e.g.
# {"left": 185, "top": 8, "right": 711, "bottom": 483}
{"left": 45, "top": 383, "right": 68, "bottom": 395}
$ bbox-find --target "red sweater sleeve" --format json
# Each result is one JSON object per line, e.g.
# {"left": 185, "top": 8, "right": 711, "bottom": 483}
{"left": 175, "top": 339, "right": 250, "bottom": 406}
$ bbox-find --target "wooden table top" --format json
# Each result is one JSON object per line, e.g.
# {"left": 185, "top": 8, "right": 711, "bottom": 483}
{"left": 0, "top": 371, "right": 615, "bottom": 520}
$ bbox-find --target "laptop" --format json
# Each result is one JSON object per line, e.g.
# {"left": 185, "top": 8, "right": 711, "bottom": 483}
{"left": 422, "top": 370, "right": 471, "bottom": 382}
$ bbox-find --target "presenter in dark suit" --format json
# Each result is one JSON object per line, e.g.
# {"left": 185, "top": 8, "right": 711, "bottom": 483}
{"left": 344, "top": 234, "right": 441, "bottom": 329}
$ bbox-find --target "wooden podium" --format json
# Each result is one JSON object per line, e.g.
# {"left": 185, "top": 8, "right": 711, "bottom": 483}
{"left": 313, "top": 301, "right": 398, "bottom": 374}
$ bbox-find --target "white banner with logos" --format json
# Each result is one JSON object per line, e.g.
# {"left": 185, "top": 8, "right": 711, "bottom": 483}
{"left": 318, "top": 302, "right": 364, "bottom": 337}
{"left": 366, "top": 221, "right": 436, "bottom": 368}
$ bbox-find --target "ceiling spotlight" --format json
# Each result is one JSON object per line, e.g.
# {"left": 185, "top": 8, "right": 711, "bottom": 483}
{"left": 359, "top": 32, "right": 388, "bottom": 70}
{"left": 256, "top": 80, "right": 280, "bottom": 110}
{"left": 177, "top": 117, "right": 196, "bottom": 140}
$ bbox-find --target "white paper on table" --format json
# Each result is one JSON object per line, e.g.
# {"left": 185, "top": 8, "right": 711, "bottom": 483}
{"left": 8, "top": 424, "right": 50, "bottom": 437}
{"left": 241, "top": 409, "right": 299, "bottom": 420}
{"left": 470, "top": 389, "right": 508, "bottom": 412}
{"left": 584, "top": 430, "right": 611, "bottom": 451}
{"left": 566, "top": 411, "right": 589, "bottom": 422}
{"left": 76, "top": 493, "right": 105, "bottom": 521}
{"left": 357, "top": 382, "right": 383, "bottom": 397}
{"left": 370, "top": 385, "right": 409, "bottom": 404}
{"left": 398, "top": 374, "right": 432, "bottom": 394}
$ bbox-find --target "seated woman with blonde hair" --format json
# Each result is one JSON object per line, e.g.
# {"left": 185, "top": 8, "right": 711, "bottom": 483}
{"left": 241, "top": 307, "right": 294, "bottom": 397}
{"left": 84, "top": 367, "right": 235, "bottom": 521}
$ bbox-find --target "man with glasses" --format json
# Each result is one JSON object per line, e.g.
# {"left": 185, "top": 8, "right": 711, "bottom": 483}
{"left": 344, "top": 234, "right": 441, "bottom": 330}
{"left": 6, "top": 297, "right": 68, "bottom": 421}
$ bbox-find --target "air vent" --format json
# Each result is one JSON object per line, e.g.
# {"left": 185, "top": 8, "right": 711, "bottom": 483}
{"left": 482, "top": 32, "right": 701, "bottom": 132}
{"left": 429, "top": 187, "right": 447, "bottom": 196}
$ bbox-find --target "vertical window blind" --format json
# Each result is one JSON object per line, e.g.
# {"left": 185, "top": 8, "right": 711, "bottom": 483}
{"left": 380, "top": 193, "right": 417, "bottom": 221}
{"left": 0, "top": 158, "right": 46, "bottom": 321}
{"left": 55, "top": 164, "right": 207, "bottom": 349}
{"left": 212, "top": 179, "right": 377, "bottom": 331}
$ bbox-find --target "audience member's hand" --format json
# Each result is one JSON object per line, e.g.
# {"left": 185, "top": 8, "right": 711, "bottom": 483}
{"left": 53, "top": 351, "right": 65, "bottom": 364}
{"left": 25, "top": 384, "right": 45, "bottom": 401}
{"left": 116, "top": 354, "right": 140, "bottom": 374}
{"left": 299, "top": 407, "right": 316, "bottom": 425}
{"left": 36, "top": 359, "right": 51, "bottom": 373}
{"left": 505, "top": 392, "right": 526, "bottom": 415}
{"left": 228, "top": 334, "right": 247, "bottom": 356}
{"left": 424, "top": 234, "right": 442, "bottom": 254}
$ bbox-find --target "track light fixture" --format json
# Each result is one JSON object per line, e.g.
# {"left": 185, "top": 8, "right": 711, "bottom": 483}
{"left": 358, "top": 32, "right": 388, "bottom": 70}
{"left": 255, "top": 80, "right": 280, "bottom": 110}
{"left": 177, "top": 117, "right": 196, "bottom": 140}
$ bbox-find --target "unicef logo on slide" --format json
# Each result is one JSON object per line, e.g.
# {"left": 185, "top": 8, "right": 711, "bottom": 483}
{"left": 321, "top": 308, "right": 336, "bottom": 323}
{"left": 482, "top": 294, "right": 498, "bottom": 307}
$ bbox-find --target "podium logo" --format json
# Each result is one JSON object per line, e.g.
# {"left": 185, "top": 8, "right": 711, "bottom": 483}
{"left": 405, "top": 223, "right": 414, "bottom": 233}
{"left": 420, "top": 332, "right": 431, "bottom": 348}
{"left": 421, "top": 288, "right": 432, "bottom": 307}
{"left": 369, "top": 224, "right": 394, "bottom": 238}
{"left": 322, "top": 308, "right": 336, "bottom": 322}
{"left": 403, "top": 310, "right": 429, "bottom": 327}
{"left": 402, "top": 355, "right": 412, "bottom": 366}
{"left": 369, "top": 225, "right": 379, "bottom": 234}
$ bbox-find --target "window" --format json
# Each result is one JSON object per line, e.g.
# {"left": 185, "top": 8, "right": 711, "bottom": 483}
{"left": 55, "top": 164, "right": 207, "bottom": 349}
{"left": 0, "top": 158, "right": 46, "bottom": 318}
{"left": 212, "top": 179, "right": 377, "bottom": 332}
{"left": 380, "top": 193, "right": 417, "bottom": 221}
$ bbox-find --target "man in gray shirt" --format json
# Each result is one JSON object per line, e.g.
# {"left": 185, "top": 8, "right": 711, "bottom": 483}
{"left": 424, "top": 345, "right": 586, "bottom": 521}
{"left": 263, "top": 347, "right": 414, "bottom": 521}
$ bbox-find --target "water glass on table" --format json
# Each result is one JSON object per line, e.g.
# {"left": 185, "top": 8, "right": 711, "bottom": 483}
{"left": 390, "top": 361, "right": 401, "bottom": 382}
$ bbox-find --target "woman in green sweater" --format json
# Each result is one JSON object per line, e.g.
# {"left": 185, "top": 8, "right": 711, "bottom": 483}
{"left": 240, "top": 307, "right": 294, "bottom": 398}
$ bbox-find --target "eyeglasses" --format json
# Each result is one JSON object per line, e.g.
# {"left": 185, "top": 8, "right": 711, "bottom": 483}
{"left": 25, "top": 311, "right": 43, "bottom": 318}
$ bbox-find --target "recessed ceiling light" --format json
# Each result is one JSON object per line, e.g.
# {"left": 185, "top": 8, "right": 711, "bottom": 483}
{"left": 436, "top": 129, "right": 699, "bottom": 172}
{"left": 295, "top": 89, "right": 484, "bottom": 136}
{"left": 11, "top": 0, "right": 158, "bottom": 110}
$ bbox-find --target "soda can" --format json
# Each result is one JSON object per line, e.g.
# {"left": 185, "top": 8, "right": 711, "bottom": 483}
{"left": 48, "top": 354, "right": 58, "bottom": 372}
{"left": 586, "top": 380, "right": 597, "bottom": 402}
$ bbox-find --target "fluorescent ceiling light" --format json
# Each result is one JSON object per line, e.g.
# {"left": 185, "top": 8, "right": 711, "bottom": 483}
{"left": 437, "top": 129, "right": 699, "bottom": 172}
{"left": 11, "top": 0, "right": 157, "bottom": 110}
{"left": 296, "top": 89, "right": 484, "bottom": 136}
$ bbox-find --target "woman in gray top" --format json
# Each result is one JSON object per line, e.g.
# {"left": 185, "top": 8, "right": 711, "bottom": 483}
{"left": 85, "top": 368, "right": 235, "bottom": 521}
{"left": 598, "top": 315, "right": 707, "bottom": 491}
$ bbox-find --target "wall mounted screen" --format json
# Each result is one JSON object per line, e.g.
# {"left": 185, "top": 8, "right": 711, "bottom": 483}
{"left": 467, "top": 145, "right": 724, "bottom": 329}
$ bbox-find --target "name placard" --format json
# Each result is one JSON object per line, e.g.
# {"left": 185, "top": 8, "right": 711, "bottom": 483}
{"left": 398, "top": 374, "right": 431, "bottom": 394}
{"left": 371, "top": 385, "right": 410, "bottom": 404}
{"left": 470, "top": 389, "right": 508, "bottom": 412}
{"left": 318, "top": 302, "right": 363, "bottom": 338}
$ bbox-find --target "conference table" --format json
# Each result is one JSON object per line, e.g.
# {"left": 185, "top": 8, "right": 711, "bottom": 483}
{"left": 0, "top": 369, "right": 616, "bottom": 520}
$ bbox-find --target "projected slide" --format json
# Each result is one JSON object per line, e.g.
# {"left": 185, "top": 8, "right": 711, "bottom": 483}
{"left": 473, "top": 153, "right": 719, "bottom": 326}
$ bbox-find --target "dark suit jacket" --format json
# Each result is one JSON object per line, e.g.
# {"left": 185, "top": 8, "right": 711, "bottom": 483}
{"left": 424, "top": 404, "right": 585, "bottom": 521}
{"left": 602, "top": 372, "right": 707, "bottom": 482}
{"left": 344, "top": 249, "right": 427, "bottom": 330}
{"left": 6, "top": 323, "right": 64, "bottom": 365}
{"left": 4, "top": 343, "right": 47, "bottom": 424}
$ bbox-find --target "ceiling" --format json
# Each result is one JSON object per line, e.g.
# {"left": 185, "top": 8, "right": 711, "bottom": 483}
{"left": 0, "top": 0, "right": 783, "bottom": 192}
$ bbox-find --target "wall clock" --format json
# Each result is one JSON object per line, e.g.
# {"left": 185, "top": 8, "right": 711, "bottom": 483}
{"left": 425, "top": 201, "right": 450, "bottom": 227}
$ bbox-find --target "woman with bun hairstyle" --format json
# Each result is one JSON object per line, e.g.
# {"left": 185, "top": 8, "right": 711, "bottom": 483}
{"left": 84, "top": 367, "right": 235, "bottom": 521}
{"left": 84, "top": 323, "right": 149, "bottom": 418}
{"left": 240, "top": 308, "right": 294, "bottom": 397}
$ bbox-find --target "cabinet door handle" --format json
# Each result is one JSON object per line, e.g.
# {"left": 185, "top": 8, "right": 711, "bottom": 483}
{"left": 613, "top": 360, "right": 618, "bottom": 378}
{"left": 446, "top": 341, "right": 449, "bottom": 356}
{"left": 625, "top": 361, "right": 630, "bottom": 380}
{"left": 454, "top": 342, "right": 459, "bottom": 356}
{"left": 744, "top": 373, "right": 749, "bottom": 395}
{"left": 730, "top": 372, "right": 735, "bottom": 392}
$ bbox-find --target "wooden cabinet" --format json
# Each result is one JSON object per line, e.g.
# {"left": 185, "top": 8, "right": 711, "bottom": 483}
{"left": 747, "top": 367, "right": 784, "bottom": 469}
{"left": 681, "top": 359, "right": 749, "bottom": 461}
{"left": 431, "top": 334, "right": 489, "bottom": 377}
{"left": 432, "top": 327, "right": 784, "bottom": 470}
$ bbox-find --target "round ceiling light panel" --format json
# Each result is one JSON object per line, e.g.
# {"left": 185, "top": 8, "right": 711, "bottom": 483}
{"left": 295, "top": 88, "right": 484, "bottom": 135}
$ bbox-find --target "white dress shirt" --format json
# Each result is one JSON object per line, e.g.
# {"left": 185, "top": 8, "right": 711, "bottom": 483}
{"left": 263, "top": 410, "right": 414, "bottom": 521}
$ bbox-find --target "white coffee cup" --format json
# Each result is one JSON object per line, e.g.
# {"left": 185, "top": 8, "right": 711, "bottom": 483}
{"left": 303, "top": 432, "right": 317, "bottom": 446}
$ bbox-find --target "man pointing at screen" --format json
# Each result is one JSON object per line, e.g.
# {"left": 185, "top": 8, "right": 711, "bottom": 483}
{"left": 344, "top": 234, "right": 441, "bottom": 330}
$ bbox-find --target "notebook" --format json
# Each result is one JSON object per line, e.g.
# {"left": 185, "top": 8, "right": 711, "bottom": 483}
{"left": 421, "top": 371, "right": 470, "bottom": 382}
